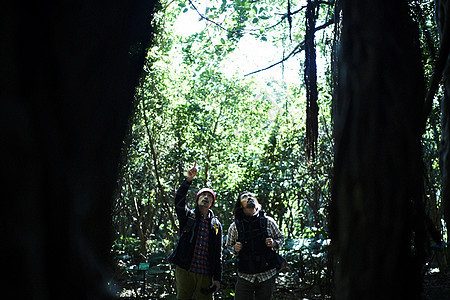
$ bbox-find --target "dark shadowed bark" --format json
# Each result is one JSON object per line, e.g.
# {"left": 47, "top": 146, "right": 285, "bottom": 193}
{"left": 305, "top": 0, "right": 319, "bottom": 160}
{"left": 437, "top": 0, "right": 450, "bottom": 263}
{"left": 1, "top": 1, "right": 157, "bottom": 298}
{"left": 331, "top": 0, "right": 425, "bottom": 298}
{"left": 441, "top": 87, "right": 450, "bottom": 262}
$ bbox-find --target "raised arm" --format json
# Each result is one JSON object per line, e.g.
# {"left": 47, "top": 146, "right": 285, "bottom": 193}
{"left": 186, "top": 160, "right": 197, "bottom": 182}
{"left": 174, "top": 162, "right": 198, "bottom": 228}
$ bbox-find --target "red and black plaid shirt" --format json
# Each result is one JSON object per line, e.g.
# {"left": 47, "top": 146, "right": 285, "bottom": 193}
{"left": 189, "top": 216, "right": 210, "bottom": 274}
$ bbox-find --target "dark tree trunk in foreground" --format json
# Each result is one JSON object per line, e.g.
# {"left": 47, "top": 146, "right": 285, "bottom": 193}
{"left": 331, "top": 0, "right": 425, "bottom": 299}
{"left": 437, "top": 0, "right": 450, "bottom": 263}
{"left": 1, "top": 1, "right": 156, "bottom": 298}
{"left": 441, "top": 87, "right": 450, "bottom": 261}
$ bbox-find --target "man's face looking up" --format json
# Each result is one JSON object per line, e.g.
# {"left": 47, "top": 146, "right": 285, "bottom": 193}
{"left": 197, "top": 192, "right": 213, "bottom": 208}
{"left": 240, "top": 192, "right": 257, "bottom": 209}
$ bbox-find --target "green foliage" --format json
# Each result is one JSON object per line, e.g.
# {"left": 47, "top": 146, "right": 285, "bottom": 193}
{"left": 112, "top": 0, "right": 334, "bottom": 297}
{"left": 111, "top": 0, "right": 448, "bottom": 297}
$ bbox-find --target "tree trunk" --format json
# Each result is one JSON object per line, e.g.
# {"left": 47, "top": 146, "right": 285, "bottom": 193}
{"left": 442, "top": 87, "right": 450, "bottom": 263}
{"left": 127, "top": 172, "right": 148, "bottom": 258}
{"left": 305, "top": 0, "right": 319, "bottom": 160}
{"left": 142, "top": 104, "right": 177, "bottom": 231}
{"left": 2, "top": 1, "right": 156, "bottom": 298}
{"left": 331, "top": 0, "right": 425, "bottom": 298}
{"left": 437, "top": 0, "right": 450, "bottom": 265}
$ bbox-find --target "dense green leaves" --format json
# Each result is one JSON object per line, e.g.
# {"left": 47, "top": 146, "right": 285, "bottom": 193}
{"left": 111, "top": 0, "right": 448, "bottom": 297}
{"left": 112, "top": 1, "right": 335, "bottom": 296}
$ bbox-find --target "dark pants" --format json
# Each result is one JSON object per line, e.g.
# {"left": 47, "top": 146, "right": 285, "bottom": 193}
{"left": 175, "top": 266, "right": 213, "bottom": 300}
{"left": 234, "top": 276, "right": 276, "bottom": 300}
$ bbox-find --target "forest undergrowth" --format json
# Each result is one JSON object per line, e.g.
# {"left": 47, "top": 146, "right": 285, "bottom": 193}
{"left": 113, "top": 258, "right": 450, "bottom": 299}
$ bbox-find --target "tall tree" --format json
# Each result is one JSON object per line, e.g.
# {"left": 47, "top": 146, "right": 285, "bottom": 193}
{"left": 2, "top": 0, "right": 157, "bottom": 298}
{"left": 305, "top": 0, "right": 319, "bottom": 160}
{"left": 435, "top": 0, "right": 450, "bottom": 260}
{"left": 331, "top": 0, "right": 426, "bottom": 298}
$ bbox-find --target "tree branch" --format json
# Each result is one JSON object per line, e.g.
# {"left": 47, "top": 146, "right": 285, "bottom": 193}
{"left": 188, "top": 0, "right": 233, "bottom": 33}
{"left": 244, "top": 41, "right": 305, "bottom": 76}
{"left": 244, "top": 17, "right": 334, "bottom": 77}
{"left": 188, "top": 0, "right": 307, "bottom": 34}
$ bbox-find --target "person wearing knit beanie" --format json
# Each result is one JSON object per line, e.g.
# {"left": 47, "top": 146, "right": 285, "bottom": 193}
{"left": 169, "top": 161, "right": 222, "bottom": 300}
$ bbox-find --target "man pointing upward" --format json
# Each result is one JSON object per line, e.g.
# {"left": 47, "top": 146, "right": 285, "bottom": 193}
{"left": 169, "top": 161, "right": 223, "bottom": 300}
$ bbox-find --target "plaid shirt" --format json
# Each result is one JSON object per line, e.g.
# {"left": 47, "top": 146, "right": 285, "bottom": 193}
{"left": 226, "top": 213, "right": 284, "bottom": 283}
{"left": 189, "top": 215, "right": 210, "bottom": 274}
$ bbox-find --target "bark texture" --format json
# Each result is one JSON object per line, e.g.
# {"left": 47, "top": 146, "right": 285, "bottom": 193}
{"left": 1, "top": 1, "right": 157, "bottom": 298}
{"left": 331, "top": 1, "right": 425, "bottom": 298}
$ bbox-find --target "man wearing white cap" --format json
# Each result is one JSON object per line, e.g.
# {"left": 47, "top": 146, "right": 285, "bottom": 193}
{"left": 169, "top": 162, "right": 222, "bottom": 300}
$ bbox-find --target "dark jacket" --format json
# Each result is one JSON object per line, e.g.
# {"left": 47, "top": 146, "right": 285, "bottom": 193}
{"left": 168, "top": 179, "right": 222, "bottom": 281}
{"left": 235, "top": 211, "right": 280, "bottom": 274}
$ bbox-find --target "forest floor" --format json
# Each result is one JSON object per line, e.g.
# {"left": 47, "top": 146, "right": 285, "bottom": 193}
{"left": 117, "top": 268, "right": 450, "bottom": 299}
{"left": 273, "top": 268, "right": 450, "bottom": 300}
{"left": 422, "top": 268, "right": 450, "bottom": 300}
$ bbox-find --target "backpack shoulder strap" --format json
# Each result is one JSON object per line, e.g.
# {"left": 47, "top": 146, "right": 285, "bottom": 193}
{"left": 259, "top": 212, "right": 268, "bottom": 238}
{"left": 182, "top": 209, "right": 197, "bottom": 243}
{"left": 235, "top": 218, "right": 245, "bottom": 243}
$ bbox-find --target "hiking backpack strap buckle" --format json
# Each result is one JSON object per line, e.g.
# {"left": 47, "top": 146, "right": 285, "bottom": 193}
{"left": 182, "top": 209, "right": 197, "bottom": 243}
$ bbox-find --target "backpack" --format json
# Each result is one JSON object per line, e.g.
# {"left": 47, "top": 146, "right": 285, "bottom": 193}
{"left": 180, "top": 209, "right": 220, "bottom": 242}
{"left": 182, "top": 209, "right": 197, "bottom": 243}
{"left": 169, "top": 209, "right": 220, "bottom": 264}
{"left": 234, "top": 213, "right": 287, "bottom": 272}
